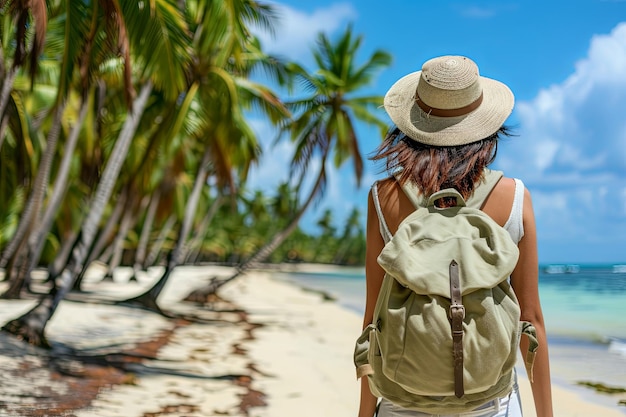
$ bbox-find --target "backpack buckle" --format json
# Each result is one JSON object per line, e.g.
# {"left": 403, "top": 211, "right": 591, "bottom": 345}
{"left": 449, "top": 304, "right": 466, "bottom": 320}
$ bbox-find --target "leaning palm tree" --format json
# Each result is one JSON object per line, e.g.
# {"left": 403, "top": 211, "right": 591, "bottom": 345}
{"left": 185, "top": 25, "right": 391, "bottom": 300}
{"left": 2, "top": 0, "right": 192, "bottom": 347}
{"left": 118, "top": 0, "right": 289, "bottom": 311}
{"left": 0, "top": 0, "right": 136, "bottom": 298}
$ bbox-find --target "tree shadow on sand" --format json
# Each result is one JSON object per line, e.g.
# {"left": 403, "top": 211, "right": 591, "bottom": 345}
{"left": 0, "top": 293, "right": 266, "bottom": 416}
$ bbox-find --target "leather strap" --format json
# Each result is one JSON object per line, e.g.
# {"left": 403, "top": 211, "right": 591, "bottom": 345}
{"left": 416, "top": 92, "right": 483, "bottom": 118}
{"left": 449, "top": 260, "right": 465, "bottom": 398}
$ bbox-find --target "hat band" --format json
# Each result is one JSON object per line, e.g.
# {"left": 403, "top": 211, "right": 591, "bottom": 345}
{"left": 415, "top": 92, "right": 483, "bottom": 117}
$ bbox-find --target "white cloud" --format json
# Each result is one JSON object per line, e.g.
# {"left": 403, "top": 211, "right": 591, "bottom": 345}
{"left": 255, "top": 3, "right": 358, "bottom": 60}
{"left": 509, "top": 22, "right": 626, "bottom": 179}
{"left": 497, "top": 22, "right": 626, "bottom": 250}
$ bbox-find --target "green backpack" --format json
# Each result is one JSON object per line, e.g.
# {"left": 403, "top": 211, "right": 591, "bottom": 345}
{"left": 354, "top": 170, "right": 539, "bottom": 414}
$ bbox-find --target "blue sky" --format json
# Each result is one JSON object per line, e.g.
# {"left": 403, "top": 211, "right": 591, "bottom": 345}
{"left": 247, "top": 0, "right": 626, "bottom": 264}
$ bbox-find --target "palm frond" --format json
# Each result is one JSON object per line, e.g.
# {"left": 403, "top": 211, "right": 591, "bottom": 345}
{"left": 232, "top": 0, "right": 278, "bottom": 37}
{"left": 349, "top": 50, "right": 392, "bottom": 90}
{"left": 99, "top": 0, "right": 134, "bottom": 106}
{"left": 235, "top": 77, "right": 289, "bottom": 124}
{"left": 57, "top": 0, "right": 89, "bottom": 101}
{"left": 121, "top": 0, "right": 191, "bottom": 100}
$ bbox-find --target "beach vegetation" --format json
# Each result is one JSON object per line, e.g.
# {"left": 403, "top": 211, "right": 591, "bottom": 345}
{"left": 577, "top": 381, "right": 626, "bottom": 395}
{"left": 0, "top": 0, "right": 383, "bottom": 347}
{"left": 577, "top": 381, "right": 626, "bottom": 407}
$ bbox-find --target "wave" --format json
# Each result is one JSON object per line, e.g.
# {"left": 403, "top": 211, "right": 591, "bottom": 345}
{"left": 608, "top": 338, "right": 626, "bottom": 357}
{"left": 613, "top": 265, "right": 626, "bottom": 274}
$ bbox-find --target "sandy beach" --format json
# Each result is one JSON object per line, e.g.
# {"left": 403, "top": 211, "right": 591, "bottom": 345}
{"left": 0, "top": 264, "right": 624, "bottom": 416}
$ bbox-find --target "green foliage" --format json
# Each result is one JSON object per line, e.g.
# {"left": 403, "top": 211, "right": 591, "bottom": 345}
{"left": 197, "top": 188, "right": 365, "bottom": 266}
{"left": 0, "top": 0, "right": 384, "bottom": 275}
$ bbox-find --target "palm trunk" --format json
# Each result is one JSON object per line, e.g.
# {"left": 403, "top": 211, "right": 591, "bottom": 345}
{"left": 47, "top": 229, "right": 79, "bottom": 282}
{"left": 144, "top": 214, "right": 176, "bottom": 268}
{"left": 184, "top": 194, "right": 224, "bottom": 264}
{"left": 184, "top": 162, "right": 327, "bottom": 302}
{"left": 0, "top": 102, "right": 66, "bottom": 298}
{"left": 72, "top": 190, "right": 127, "bottom": 290}
{"left": 103, "top": 201, "right": 136, "bottom": 281}
{"left": 1, "top": 82, "right": 153, "bottom": 347}
{"left": 131, "top": 190, "right": 160, "bottom": 279}
{"left": 0, "top": 241, "right": 28, "bottom": 299}
{"left": 124, "top": 148, "right": 211, "bottom": 311}
{"left": 22, "top": 99, "right": 89, "bottom": 290}
{"left": 0, "top": 67, "right": 18, "bottom": 152}
{"left": 0, "top": 103, "right": 66, "bottom": 269}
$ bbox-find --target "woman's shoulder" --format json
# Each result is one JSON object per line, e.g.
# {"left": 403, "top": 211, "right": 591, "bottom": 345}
{"left": 494, "top": 176, "right": 517, "bottom": 192}
{"left": 369, "top": 177, "right": 419, "bottom": 233}
{"left": 492, "top": 176, "right": 531, "bottom": 199}
{"left": 370, "top": 176, "right": 402, "bottom": 198}
{"left": 483, "top": 175, "right": 528, "bottom": 227}
{"left": 372, "top": 176, "right": 404, "bottom": 201}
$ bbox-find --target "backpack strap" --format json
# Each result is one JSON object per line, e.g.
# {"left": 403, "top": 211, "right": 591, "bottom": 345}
{"left": 372, "top": 181, "right": 393, "bottom": 243}
{"left": 398, "top": 168, "right": 504, "bottom": 209}
{"left": 449, "top": 260, "right": 465, "bottom": 398}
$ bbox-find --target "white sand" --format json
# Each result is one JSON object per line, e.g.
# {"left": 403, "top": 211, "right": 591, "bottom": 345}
{"left": 1, "top": 265, "right": 624, "bottom": 416}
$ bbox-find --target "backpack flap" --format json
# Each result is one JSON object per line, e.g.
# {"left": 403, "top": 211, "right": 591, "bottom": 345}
{"left": 377, "top": 196, "right": 519, "bottom": 297}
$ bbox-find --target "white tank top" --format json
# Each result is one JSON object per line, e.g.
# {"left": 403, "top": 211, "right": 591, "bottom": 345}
{"left": 503, "top": 178, "right": 525, "bottom": 244}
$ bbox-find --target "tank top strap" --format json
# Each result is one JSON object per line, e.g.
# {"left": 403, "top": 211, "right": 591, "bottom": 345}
{"left": 371, "top": 181, "right": 393, "bottom": 243}
{"left": 504, "top": 178, "right": 525, "bottom": 243}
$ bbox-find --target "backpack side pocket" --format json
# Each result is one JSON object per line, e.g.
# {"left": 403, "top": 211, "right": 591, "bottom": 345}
{"left": 354, "top": 323, "right": 377, "bottom": 379}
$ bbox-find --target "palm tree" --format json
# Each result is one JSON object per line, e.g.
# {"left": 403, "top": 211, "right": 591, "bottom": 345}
{"left": 2, "top": 0, "right": 192, "bottom": 347}
{"left": 117, "top": 0, "right": 289, "bottom": 311}
{"left": 185, "top": 26, "right": 391, "bottom": 299}
{"left": 2, "top": 82, "right": 154, "bottom": 346}
{"left": 0, "top": 0, "right": 137, "bottom": 297}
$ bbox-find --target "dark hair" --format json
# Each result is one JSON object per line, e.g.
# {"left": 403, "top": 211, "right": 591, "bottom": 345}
{"left": 370, "top": 126, "right": 513, "bottom": 199}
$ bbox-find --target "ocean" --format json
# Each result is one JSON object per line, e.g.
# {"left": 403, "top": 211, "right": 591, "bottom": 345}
{"left": 275, "top": 263, "right": 626, "bottom": 410}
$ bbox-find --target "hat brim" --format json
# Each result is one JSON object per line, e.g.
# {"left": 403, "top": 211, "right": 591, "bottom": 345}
{"left": 383, "top": 71, "right": 514, "bottom": 146}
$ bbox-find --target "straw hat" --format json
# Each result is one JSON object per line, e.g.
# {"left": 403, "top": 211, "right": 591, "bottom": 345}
{"left": 383, "top": 55, "right": 514, "bottom": 146}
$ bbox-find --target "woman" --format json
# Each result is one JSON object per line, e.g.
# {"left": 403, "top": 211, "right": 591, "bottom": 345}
{"left": 357, "top": 56, "right": 553, "bottom": 417}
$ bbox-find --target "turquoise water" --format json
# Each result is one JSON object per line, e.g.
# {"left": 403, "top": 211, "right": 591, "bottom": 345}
{"left": 275, "top": 264, "right": 626, "bottom": 397}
